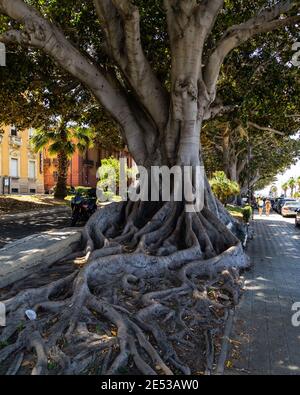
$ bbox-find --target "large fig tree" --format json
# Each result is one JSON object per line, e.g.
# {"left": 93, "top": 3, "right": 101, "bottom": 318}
{"left": 0, "top": 0, "right": 299, "bottom": 375}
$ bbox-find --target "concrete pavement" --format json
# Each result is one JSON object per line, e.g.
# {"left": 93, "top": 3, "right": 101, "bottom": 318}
{"left": 0, "top": 206, "right": 72, "bottom": 249}
{"left": 227, "top": 212, "right": 300, "bottom": 375}
{"left": 0, "top": 227, "right": 82, "bottom": 288}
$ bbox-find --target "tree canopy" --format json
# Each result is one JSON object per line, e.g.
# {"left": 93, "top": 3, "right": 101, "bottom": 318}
{"left": 1, "top": 0, "right": 299, "bottom": 188}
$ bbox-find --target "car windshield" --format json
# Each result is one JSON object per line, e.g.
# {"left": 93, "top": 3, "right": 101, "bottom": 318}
{"left": 284, "top": 201, "right": 300, "bottom": 206}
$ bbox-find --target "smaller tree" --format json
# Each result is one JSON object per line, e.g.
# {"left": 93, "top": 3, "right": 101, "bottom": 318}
{"left": 32, "top": 123, "right": 93, "bottom": 199}
{"left": 297, "top": 176, "right": 300, "bottom": 193}
{"left": 209, "top": 171, "right": 240, "bottom": 205}
{"left": 282, "top": 182, "right": 289, "bottom": 197}
{"left": 270, "top": 185, "right": 278, "bottom": 198}
{"left": 288, "top": 177, "right": 296, "bottom": 197}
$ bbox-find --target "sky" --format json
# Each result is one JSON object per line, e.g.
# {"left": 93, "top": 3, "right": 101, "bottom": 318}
{"left": 257, "top": 159, "right": 300, "bottom": 197}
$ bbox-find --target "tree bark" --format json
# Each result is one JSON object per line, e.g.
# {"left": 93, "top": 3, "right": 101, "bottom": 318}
{"left": 54, "top": 150, "right": 69, "bottom": 200}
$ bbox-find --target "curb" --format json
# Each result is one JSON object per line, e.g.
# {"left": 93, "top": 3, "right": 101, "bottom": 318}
{"left": 214, "top": 309, "right": 235, "bottom": 375}
{"left": 0, "top": 205, "right": 71, "bottom": 221}
{"left": 0, "top": 227, "right": 82, "bottom": 288}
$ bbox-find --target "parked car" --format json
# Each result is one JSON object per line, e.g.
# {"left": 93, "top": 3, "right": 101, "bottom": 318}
{"left": 295, "top": 208, "right": 300, "bottom": 227}
{"left": 269, "top": 198, "right": 275, "bottom": 209}
{"left": 276, "top": 198, "right": 296, "bottom": 214}
{"left": 295, "top": 209, "right": 300, "bottom": 227}
{"left": 281, "top": 201, "right": 300, "bottom": 217}
{"left": 274, "top": 198, "right": 283, "bottom": 212}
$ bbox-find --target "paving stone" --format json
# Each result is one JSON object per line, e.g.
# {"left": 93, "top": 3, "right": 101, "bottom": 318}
{"left": 227, "top": 213, "right": 300, "bottom": 375}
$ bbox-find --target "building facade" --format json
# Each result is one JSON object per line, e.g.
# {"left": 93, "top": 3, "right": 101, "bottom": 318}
{"left": 0, "top": 125, "right": 44, "bottom": 194}
{"left": 43, "top": 146, "right": 133, "bottom": 193}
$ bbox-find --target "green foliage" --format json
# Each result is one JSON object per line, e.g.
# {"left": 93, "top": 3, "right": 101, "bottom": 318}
{"left": 242, "top": 205, "right": 253, "bottom": 223}
{"left": 74, "top": 186, "right": 94, "bottom": 195}
{"left": 1, "top": 0, "right": 300, "bottom": 184}
{"left": 227, "top": 204, "right": 252, "bottom": 223}
{"left": 282, "top": 182, "right": 289, "bottom": 195}
{"left": 31, "top": 125, "right": 94, "bottom": 158}
{"left": 0, "top": 0, "right": 123, "bottom": 149}
{"left": 270, "top": 185, "right": 277, "bottom": 195}
{"left": 97, "top": 157, "right": 121, "bottom": 200}
{"left": 209, "top": 171, "right": 240, "bottom": 204}
{"left": 202, "top": 7, "right": 300, "bottom": 191}
{"left": 288, "top": 177, "right": 296, "bottom": 196}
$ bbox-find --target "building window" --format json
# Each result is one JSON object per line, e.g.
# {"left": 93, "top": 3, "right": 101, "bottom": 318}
{"left": 30, "top": 188, "right": 36, "bottom": 194}
{"left": 10, "top": 158, "right": 19, "bottom": 178}
{"left": 29, "top": 160, "right": 36, "bottom": 179}
{"left": 10, "top": 126, "right": 18, "bottom": 136}
{"left": 11, "top": 188, "right": 19, "bottom": 194}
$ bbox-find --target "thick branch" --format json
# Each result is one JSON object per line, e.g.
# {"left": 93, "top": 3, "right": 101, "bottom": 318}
{"left": 203, "top": 103, "right": 236, "bottom": 121}
{"left": 248, "top": 121, "right": 285, "bottom": 136}
{"left": 0, "top": 0, "right": 148, "bottom": 163}
{"left": 241, "top": 171, "right": 261, "bottom": 193}
{"left": 204, "top": 0, "right": 300, "bottom": 95}
{"left": 237, "top": 157, "right": 248, "bottom": 178}
{"left": 196, "top": 0, "right": 224, "bottom": 43}
{"left": 94, "top": 0, "right": 169, "bottom": 129}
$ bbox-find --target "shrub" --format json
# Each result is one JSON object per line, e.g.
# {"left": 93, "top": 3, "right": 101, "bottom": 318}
{"left": 209, "top": 171, "right": 240, "bottom": 204}
{"left": 242, "top": 205, "right": 252, "bottom": 223}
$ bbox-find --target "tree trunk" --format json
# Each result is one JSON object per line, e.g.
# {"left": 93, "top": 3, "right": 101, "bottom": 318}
{"left": 54, "top": 150, "right": 69, "bottom": 200}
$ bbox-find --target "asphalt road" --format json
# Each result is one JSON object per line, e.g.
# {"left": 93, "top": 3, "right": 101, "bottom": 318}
{"left": 0, "top": 208, "right": 73, "bottom": 249}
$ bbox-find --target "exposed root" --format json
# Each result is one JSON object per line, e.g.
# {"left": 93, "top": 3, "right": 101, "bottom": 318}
{"left": 0, "top": 201, "right": 249, "bottom": 375}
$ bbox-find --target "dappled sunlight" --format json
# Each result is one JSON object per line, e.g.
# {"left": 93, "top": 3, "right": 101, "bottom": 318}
{"left": 230, "top": 211, "right": 300, "bottom": 374}
{"left": 0, "top": 209, "right": 72, "bottom": 249}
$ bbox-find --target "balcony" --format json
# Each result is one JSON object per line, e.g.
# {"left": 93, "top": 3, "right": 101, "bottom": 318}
{"left": 9, "top": 136, "right": 22, "bottom": 148}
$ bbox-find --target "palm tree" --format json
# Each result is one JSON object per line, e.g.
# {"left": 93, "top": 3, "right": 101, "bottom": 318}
{"left": 288, "top": 177, "right": 296, "bottom": 198}
{"left": 31, "top": 122, "right": 93, "bottom": 199}
{"left": 270, "top": 185, "right": 277, "bottom": 197}
{"left": 282, "top": 182, "right": 289, "bottom": 198}
{"left": 297, "top": 176, "right": 300, "bottom": 193}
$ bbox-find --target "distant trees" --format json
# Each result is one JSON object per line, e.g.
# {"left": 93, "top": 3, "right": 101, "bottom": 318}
{"left": 280, "top": 178, "right": 300, "bottom": 198}
{"left": 282, "top": 182, "right": 289, "bottom": 197}
{"left": 288, "top": 177, "right": 296, "bottom": 197}
{"left": 297, "top": 176, "right": 300, "bottom": 193}
{"left": 270, "top": 185, "right": 278, "bottom": 197}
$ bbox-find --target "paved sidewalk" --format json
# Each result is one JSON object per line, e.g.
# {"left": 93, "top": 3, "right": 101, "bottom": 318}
{"left": 0, "top": 205, "right": 69, "bottom": 221}
{"left": 227, "top": 213, "right": 300, "bottom": 375}
{"left": 0, "top": 206, "right": 72, "bottom": 249}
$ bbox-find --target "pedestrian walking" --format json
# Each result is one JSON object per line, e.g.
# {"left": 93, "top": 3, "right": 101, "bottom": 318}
{"left": 265, "top": 199, "right": 271, "bottom": 216}
{"left": 258, "top": 198, "right": 264, "bottom": 216}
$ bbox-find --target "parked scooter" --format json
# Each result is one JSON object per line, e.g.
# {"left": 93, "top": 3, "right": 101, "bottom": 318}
{"left": 70, "top": 189, "right": 97, "bottom": 226}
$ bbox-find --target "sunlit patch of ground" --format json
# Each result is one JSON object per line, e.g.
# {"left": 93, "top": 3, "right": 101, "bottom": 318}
{"left": 0, "top": 195, "right": 67, "bottom": 215}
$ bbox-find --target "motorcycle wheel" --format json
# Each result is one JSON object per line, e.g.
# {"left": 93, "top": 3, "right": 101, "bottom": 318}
{"left": 71, "top": 210, "right": 80, "bottom": 227}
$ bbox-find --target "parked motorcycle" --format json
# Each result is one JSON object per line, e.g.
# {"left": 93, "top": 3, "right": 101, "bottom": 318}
{"left": 70, "top": 189, "right": 97, "bottom": 226}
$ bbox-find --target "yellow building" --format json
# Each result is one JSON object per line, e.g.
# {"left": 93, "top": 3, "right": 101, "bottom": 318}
{"left": 0, "top": 125, "right": 44, "bottom": 194}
